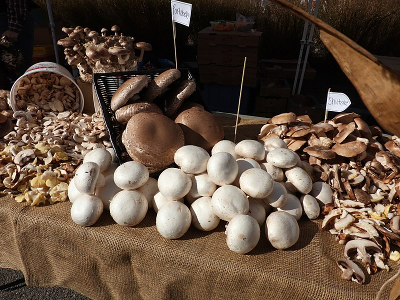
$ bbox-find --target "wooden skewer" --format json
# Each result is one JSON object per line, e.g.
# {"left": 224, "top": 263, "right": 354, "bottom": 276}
{"left": 234, "top": 57, "right": 247, "bottom": 144}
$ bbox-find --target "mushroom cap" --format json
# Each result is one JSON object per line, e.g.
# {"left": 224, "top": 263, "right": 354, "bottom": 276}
{"left": 190, "top": 196, "right": 220, "bottom": 231}
{"left": 266, "top": 211, "right": 299, "bottom": 249}
{"left": 175, "top": 106, "right": 224, "bottom": 152}
{"left": 311, "top": 122, "right": 335, "bottom": 135}
{"left": 333, "top": 122, "right": 356, "bottom": 143}
{"left": 111, "top": 25, "right": 120, "bottom": 32}
{"left": 88, "top": 30, "right": 99, "bottom": 38}
{"left": 57, "top": 37, "right": 76, "bottom": 48}
{"left": 115, "top": 102, "right": 162, "bottom": 124}
{"left": 332, "top": 141, "right": 368, "bottom": 157}
{"left": 71, "top": 194, "right": 104, "bottom": 226}
{"left": 385, "top": 140, "right": 400, "bottom": 158}
{"left": 303, "top": 145, "right": 336, "bottom": 160}
{"left": 239, "top": 168, "right": 274, "bottom": 199}
{"left": 122, "top": 112, "right": 185, "bottom": 173}
{"left": 270, "top": 112, "right": 297, "bottom": 125}
{"left": 141, "top": 68, "right": 181, "bottom": 102}
{"left": 108, "top": 46, "right": 130, "bottom": 55}
{"left": 225, "top": 214, "right": 260, "bottom": 254}
{"left": 110, "top": 190, "right": 148, "bottom": 226}
{"left": 156, "top": 201, "right": 191, "bottom": 239}
{"left": 163, "top": 79, "right": 196, "bottom": 117}
{"left": 135, "top": 42, "right": 152, "bottom": 51}
{"left": 211, "top": 185, "right": 248, "bottom": 221}
{"left": 110, "top": 75, "right": 150, "bottom": 111}
{"left": 332, "top": 112, "right": 361, "bottom": 124}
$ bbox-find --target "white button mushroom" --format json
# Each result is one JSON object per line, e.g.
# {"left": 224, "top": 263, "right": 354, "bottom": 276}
{"left": 235, "top": 139, "right": 265, "bottom": 161}
{"left": 83, "top": 148, "right": 113, "bottom": 172}
{"left": 284, "top": 167, "right": 313, "bottom": 194}
{"left": 74, "top": 162, "right": 100, "bottom": 195}
{"left": 310, "top": 181, "right": 333, "bottom": 206}
{"left": 158, "top": 168, "right": 192, "bottom": 201}
{"left": 174, "top": 145, "right": 210, "bottom": 174}
{"left": 207, "top": 152, "right": 238, "bottom": 186}
{"left": 211, "top": 185, "right": 249, "bottom": 221}
{"left": 95, "top": 174, "right": 122, "bottom": 210}
{"left": 190, "top": 196, "right": 220, "bottom": 231}
{"left": 233, "top": 158, "right": 260, "bottom": 186}
{"left": 277, "top": 193, "right": 303, "bottom": 221}
{"left": 136, "top": 177, "right": 158, "bottom": 209}
{"left": 114, "top": 161, "right": 149, "bottom": 190}
{"left": 266, "top": 148, "right": 299, "bottom": 169}
{"left": 264, "top": 181, "right": 288, "bottom": 208}
{"left": 68, "top": 177, "right": 81, "bottom": 203}
{"left": 186, "top": 173, "right": 217, "bottom": 205}
{"left": 152, "top": 191, "right": 184, "bottom": 213}
{"left": 260, "top": 162, "right": 285, "bottom": 182}
{"left": 248, "top": 198, "right": 267, "bottom": 226}
{"left": 110, "top": 190, "right": 148, "bottom": 226}
{"left": 70, "top": 194, "right": 104, "bottom": 226}
{"left": 266, "top": 211, "right": 300, "bottom": 250}
{"left": 300, "top": 194, "right": 320, "bottom": 220}
{"left": 225, "top": 214, "right": 260, "bottom": 254}
{"left": 263, "top": 137, "right": 287, "bottom": 152}
{"left": 156, "top": 201, "right": 192, "bottom": 239}
{"left": 239, "top": 168, "right": 274, "bottom": 200}
{"left": 211, "top": 140, "right": 237, "bottom": 159}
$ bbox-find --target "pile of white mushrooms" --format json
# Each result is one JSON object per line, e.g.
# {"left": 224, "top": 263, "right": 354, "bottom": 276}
{"left": 57, "top": 25, "right": 152, "bottom": 83}
{"left": 68, "top": 136, "right": 331, "bottom": 255}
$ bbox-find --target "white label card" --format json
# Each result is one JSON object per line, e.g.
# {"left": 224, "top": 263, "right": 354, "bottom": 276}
{"left": 171, "top": 0, "right": 192, "bottom": 27}
{"left": 326, "top": 92, "right": 351, "bottom": 112}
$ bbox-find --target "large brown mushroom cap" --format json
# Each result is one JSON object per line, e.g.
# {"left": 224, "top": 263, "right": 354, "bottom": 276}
{"left": 331, "top": 141, "right": 368, "bottom": 157}
{"left": 303, "top": 145, "right": 336, "bottom": 160}
{"left": 175, "top": 107, "right": 224, "bottom": 152}
{"left": 269, "top": 112, "right": 297, "bottom": 125}
{"left": 122, "top": 112, "right": 184, "bottom": 173}
{"left": 141, "top": 69, "right": 181, "bottom": 102}
{"left": 110, "top": 75, "right": 150, "bottom": 111}
{"left": 115, "top": 102, "right": 162, "bottom": 124}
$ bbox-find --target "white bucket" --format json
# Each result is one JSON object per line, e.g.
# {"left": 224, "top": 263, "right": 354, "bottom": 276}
{"left": 10, "top": 62, "right": 84, "bottom": 114}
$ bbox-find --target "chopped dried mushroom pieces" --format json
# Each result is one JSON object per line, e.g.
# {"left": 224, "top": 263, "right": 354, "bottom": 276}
{"left": 0, "top": 109, "right": 110, "bottom": 205}
{"left": 258, "top": 111, "right": 400, "bottom": 280}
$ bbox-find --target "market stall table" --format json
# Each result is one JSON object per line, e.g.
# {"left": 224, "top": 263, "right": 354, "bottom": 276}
{"left": 0, "top": 114, "right": 398, "bottom": 300}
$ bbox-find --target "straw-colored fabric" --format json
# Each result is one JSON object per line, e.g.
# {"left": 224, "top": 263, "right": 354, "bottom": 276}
{"left": 0, "top": 114, "right": 398, "bottom": 300}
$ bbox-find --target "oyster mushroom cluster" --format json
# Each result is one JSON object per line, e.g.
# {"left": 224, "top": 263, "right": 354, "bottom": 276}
{"left": 258, "top": 111, "right": 400, "bottom": 283}
{"left": 57, "top": 25, "right": 152, "bottom": 83}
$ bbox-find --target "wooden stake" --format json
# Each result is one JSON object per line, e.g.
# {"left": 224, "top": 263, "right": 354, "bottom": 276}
{"left": 234, "top": 57, "right": 247, "bottom": 143}
{"left": 172, "top": 21, "right": 178, "bottom": 69}
{"left": 324, "top": 88, "right": 331, "bottom": 123}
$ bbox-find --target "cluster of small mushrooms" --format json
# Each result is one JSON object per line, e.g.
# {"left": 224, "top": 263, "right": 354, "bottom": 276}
{"left": 258, "top": 112, "right": 400, "bottom": 284}
{"left": 57, "top": 25, "right": 152, "bottom": 83}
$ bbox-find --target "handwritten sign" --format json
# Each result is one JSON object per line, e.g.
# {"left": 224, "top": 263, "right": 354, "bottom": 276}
{"left": 326, "top": 91, "right": 351, "bottom": 112}
{"left": 171, "top": 0, "right": 192, "bottom": 27}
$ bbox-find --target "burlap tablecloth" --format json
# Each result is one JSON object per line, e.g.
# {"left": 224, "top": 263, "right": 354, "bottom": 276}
{"left": 0, "top": 113, "right": 398, "bottom": 300}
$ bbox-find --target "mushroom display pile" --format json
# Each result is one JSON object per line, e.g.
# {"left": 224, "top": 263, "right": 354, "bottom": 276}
{"left": 69, "top": 136, "right": 332, "bottom": 256}
{"left": 57, "top": 25, "right": 152, "bottom": 83}
{"left": 258, "top": 111, "right": 400, "bottom": 283}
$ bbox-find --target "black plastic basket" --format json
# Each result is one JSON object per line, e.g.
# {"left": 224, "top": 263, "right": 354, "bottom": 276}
{"left": 93, "top": 68, "right": 205, "bottom": 164}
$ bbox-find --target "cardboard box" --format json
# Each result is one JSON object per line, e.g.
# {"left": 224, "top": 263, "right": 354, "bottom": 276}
{"left": 259, "top": 78, "right": 291, "bottom": 98}
{"left": 198, "top": 27, "right": 262, "bottom": 47}
{"left": 259, "top": 59, "right": 316, "bottom": 80}
{"left": 77, "top": 77, "right": 100, "bottom": 114}
{"left": 197, "top": 52, "right": 258, "bottom": 68}
{"left": 199, "top": 64, "right": 258, "bottom": 87}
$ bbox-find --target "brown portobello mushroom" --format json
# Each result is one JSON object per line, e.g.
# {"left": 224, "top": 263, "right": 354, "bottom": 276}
{"left": 110, "top": 75, "right": 150, "bottom": 111}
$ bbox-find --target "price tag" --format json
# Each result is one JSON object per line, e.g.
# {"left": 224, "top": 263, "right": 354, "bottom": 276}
{"left": 326, "top": 91, "right": 351, "bottom": 112}
{"left": 171, "top": 0, "right": 192, "bottom": 27}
